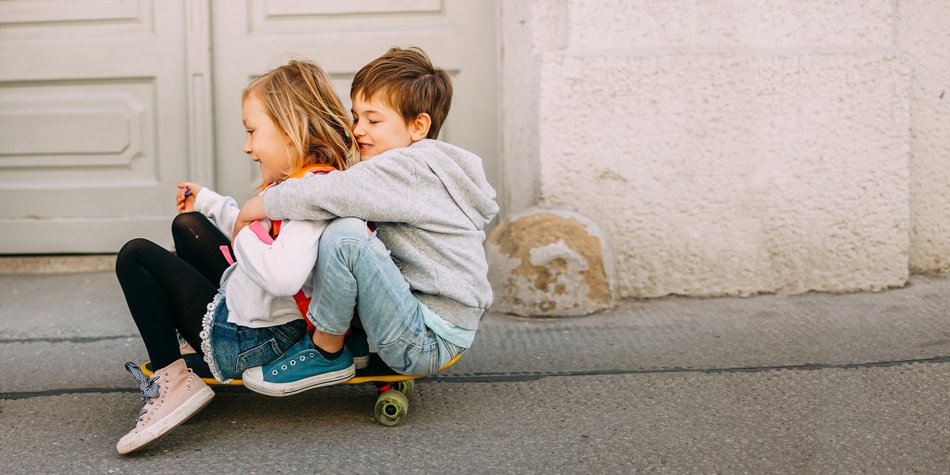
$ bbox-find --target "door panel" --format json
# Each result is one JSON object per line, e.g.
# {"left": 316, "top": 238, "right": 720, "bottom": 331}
{"left": 0, "top": 0, "right": 210, "bottom": 253}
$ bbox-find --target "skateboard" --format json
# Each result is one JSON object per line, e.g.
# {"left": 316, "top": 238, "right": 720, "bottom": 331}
{"left": 140, "top": 352, "right": 460, "bottom": 427}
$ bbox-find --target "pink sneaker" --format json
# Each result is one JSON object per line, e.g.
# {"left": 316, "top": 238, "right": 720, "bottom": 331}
{"left": 179, "top": 338, "right": 197, "bottom": 355}
{"left": 116, "top": 359, "right": 214, "bottom": 454}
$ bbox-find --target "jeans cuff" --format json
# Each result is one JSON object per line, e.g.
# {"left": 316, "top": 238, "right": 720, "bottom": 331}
{"left": 307, "top": 312, "right": 349, "bottom": 336}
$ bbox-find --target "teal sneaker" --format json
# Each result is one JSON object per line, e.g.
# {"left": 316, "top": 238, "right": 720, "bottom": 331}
{"left": 241, "top": 336, "right": 355, "bottom": 397}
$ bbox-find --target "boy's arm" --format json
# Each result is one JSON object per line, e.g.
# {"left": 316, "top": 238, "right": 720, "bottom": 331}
{"left": 263, "top": 152, "right": 422, "bottom": 223}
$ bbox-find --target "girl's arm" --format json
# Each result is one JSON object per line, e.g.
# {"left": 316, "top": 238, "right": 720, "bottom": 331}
{"left": 231, "top": 219, "right": 327, "bottom": 297}
{"left": 234, "top": 195, "right": 267, "bottom": 242}
{"left": 193, "top": 187, "right": 241, "bottom": 237}
{"left": 176, "top": 182, "right": 203, "bottom": 213}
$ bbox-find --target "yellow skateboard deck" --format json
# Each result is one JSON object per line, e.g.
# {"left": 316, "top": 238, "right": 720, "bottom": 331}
{"left": 140, "top": 352, "right": 461, "bottom": 426}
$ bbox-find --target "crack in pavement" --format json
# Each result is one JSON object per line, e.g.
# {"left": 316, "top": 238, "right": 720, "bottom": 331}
{"left": 0, "top": 335, "right": 138, "bottom": 344}
{"left": 2, "top": 354, "right": 948, "bottom": 400}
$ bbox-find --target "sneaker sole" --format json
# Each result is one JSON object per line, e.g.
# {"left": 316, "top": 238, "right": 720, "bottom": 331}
{"left": 116, "top": 386, "right": 215, "bottom": 455}
{"left": 353, "top": 355, "right": 370, "bottom": 370}
{"left": 243, "top": 364, "right": 355, "bottom": 397}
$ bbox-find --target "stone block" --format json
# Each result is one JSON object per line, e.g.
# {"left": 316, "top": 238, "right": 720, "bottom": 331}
{"left": 488, "top": 207, "right": 615, "bottom": 317}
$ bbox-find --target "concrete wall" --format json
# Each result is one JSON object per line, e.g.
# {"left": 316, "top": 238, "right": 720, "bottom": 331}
{"left": 500, "top": 0, "right": 949, "bottom": 298}
{"left": 901, "top": 0, "right": 950, "bottom": 273}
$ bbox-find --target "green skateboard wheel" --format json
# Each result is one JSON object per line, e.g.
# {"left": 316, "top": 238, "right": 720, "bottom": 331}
{"left": 374, "top": 389, "right": 410, "bottom": 427}
{"left": 394, "top": 379, "right": 414, "bottom": 398}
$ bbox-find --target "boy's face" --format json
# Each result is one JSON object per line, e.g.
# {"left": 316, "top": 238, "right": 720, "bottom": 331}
{"left": 350, "top": 91, "right": 417, "bottom": 161}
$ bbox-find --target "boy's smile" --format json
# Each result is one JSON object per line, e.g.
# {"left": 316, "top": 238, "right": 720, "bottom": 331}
{"left": 350, "top": 92, "right": 416, "bottom": 161}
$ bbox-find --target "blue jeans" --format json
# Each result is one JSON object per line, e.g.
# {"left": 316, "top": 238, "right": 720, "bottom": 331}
{"left": 202, "top": 294, "right": 307, "bottom": 381}
{"left": 308, "top": 218, "right": 463, "bottom": 376}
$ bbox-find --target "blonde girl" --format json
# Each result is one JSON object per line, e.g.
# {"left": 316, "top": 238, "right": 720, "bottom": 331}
{"left": 113, "top": 60, "right": 356, "bottom": 455}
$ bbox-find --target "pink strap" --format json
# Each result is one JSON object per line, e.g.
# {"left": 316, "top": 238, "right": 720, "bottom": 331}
{"left": 219, "top": 245, "right": 235, "bottom": 265}
{"left": 247, "top": 220, "right": 275, "bottom": 244}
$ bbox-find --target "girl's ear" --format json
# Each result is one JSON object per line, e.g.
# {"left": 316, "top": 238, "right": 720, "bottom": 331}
{"left": 409, "top": 113, "right": 432, "bottom": 141}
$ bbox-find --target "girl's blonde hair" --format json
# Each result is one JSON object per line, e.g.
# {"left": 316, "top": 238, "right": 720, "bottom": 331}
{"left": 244, "top": 60, "right": 357, "bottom": 178}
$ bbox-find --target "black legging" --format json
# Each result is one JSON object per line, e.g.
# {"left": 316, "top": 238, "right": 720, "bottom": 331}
{"left": 115, "top": 213, "right": 233, "bottom": 369}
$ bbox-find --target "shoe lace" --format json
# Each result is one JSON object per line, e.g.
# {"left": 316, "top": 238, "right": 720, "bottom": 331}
{"left": 124, "top": 362, "right": 161, "bottom": 423}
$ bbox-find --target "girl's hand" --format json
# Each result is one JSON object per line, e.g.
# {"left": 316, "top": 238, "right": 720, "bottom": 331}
{"left": 233, "top": 195, "right": 267, "bottom": 242}
{"left": 176, "top": 182, "right": 204, "bottom": 213}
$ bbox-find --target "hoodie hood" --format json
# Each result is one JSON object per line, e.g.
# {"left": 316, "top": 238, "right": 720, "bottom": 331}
{"left": 412, "top": 139, "right": 499, "bottom": 230}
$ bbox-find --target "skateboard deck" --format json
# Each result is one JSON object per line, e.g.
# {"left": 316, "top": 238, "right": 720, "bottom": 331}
{"left": 140, "top": 352, "right": 460, "bottom": 426}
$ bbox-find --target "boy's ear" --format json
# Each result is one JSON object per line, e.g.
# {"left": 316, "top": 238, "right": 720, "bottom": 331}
{"left": 409, "top": 113, "right": 432, "bottom": 141}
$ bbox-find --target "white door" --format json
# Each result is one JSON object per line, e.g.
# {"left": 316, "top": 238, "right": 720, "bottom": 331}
{"left": 210, "top": 0, "right": 500, "bottom": 205}
{"left": 0, "top": 0, "right": 212, "bottom": 253}
{"left": 0, "top": 1, "right": 498, "bottom": 254}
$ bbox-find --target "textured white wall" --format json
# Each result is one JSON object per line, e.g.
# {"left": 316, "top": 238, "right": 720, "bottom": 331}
{"left": 900, "top": 1, "right": 950, "bottom": 273}
{"left": 499, "top": 0, "right": 944, "bottom": 298}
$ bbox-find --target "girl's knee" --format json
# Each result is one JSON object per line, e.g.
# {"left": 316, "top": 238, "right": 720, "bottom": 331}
{"left": 116, "top": 238, "right": 158, "bottom": 272}
{"left": 171, "top": 211, "right": 204, "bottom": 235}
{"left": 117, "top": 238, "right": 153, "bottom": 260}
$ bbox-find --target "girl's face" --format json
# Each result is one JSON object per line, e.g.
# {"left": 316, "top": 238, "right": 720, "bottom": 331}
{"left": 243, "top": 90, "right": 292, "bottom": 183}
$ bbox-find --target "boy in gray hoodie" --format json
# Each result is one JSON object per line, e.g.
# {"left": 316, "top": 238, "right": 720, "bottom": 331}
{"left": 239, "top": 47, "right": 499, "bottom": 396}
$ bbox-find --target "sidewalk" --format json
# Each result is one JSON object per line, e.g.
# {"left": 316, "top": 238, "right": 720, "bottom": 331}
{"left": 2, "top": 270, "right": 950, "bottom": 473}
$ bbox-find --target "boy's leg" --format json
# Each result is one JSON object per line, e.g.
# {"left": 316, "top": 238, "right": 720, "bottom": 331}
{"left": 242, "top": 217, "right": 450, "bottom": 395}
{"left": 313, "top": 218, "right": 456, "bottom": 375}
{"left": 298, "top": 218, "right": 449, "bottom": 374}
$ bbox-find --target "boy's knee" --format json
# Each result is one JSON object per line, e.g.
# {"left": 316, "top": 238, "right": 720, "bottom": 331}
{"left": 321, "top": 217, "right": 370, "bottom": 243}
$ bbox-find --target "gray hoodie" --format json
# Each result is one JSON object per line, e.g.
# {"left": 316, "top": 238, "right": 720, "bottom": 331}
{"left": 263, "top": 139, "right": 499, "bottom": 330}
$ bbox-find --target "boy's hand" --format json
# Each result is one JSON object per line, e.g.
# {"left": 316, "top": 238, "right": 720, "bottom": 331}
{"left": 176, "top": 182, "right": 204, "bottom": 213}
{"left": 233, "top": 194, "right": 267, "bottom": 242}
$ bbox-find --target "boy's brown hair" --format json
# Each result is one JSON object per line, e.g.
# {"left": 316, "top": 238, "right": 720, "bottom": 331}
{"left": 351, "top": 47, "right": 452, "bottom": 139}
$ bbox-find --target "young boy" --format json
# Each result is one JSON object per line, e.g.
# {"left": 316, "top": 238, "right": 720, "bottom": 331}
{"left": 239, "top": 47, "right": 498, "bottom": 395}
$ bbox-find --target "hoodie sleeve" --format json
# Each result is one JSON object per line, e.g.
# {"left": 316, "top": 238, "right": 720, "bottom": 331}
{"left": 263, "top": 149, "right": 422, "bottom": 223}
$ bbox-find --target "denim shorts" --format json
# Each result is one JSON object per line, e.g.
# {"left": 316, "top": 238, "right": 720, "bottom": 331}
{"left": 199, "top": 293, "right": 306, "bottom": 382}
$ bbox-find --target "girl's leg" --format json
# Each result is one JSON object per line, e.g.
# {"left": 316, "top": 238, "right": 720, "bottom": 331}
{"left": 171, "top": 212, "right": 233, "bottom": 285}
{"left": 114, "top": 237, "right": 218, "bottom": 454}
{"left": 115, "top": 238, "right": 217, "bottom": 369}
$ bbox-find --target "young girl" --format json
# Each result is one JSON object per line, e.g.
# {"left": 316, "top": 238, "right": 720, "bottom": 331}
{"left": 113, "top": 60, "right": 357, "bottom": 455}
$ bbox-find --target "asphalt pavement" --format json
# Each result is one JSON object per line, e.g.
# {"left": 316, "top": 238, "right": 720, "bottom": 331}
{"left": 2, "top": 270, "right": 950, "bottom": 473}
